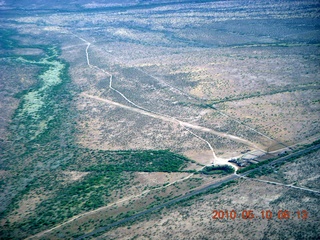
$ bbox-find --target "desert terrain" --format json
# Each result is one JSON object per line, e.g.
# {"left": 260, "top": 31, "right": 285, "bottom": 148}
{"left": 0, "top": 0, "right": 319, "bottom": 239}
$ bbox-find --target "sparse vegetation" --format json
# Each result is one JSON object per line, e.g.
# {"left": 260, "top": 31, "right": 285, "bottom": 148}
{"left": 0, "top": 0, "right": 319, "bottom": 239}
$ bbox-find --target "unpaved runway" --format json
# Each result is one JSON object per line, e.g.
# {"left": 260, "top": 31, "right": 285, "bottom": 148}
{"left": 82, "top": 93, "right": 266, "bottom": 151}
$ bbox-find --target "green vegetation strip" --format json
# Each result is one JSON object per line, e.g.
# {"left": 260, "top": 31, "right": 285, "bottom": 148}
{"left": 199, "top": 165, "right": 234, "bottom": 175}
{"left": 210, "top": 84, "right": 320, "bottom": 105}
{"left": 0, "top": 31, "right": 198, "bottom": 238}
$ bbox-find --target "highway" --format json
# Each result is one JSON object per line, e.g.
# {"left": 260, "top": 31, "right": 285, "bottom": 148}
{"left": 75, "top": 175, "right": 238, "bottom": 240}
{"left": 75, "top": 142, "right": 320, "bottom": 239}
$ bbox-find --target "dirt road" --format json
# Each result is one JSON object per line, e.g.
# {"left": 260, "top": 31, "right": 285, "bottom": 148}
{"left": 82, "top": 93, "right": 266, "bottom": 152}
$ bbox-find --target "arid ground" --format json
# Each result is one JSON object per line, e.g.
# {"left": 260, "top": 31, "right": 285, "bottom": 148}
{"left": 0, "top": 0, "right": 319, "bottom": 239}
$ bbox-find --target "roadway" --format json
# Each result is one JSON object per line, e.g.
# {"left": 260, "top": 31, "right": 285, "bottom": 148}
{"left": 76, "top": 142, "right": 320, "bottom": 239}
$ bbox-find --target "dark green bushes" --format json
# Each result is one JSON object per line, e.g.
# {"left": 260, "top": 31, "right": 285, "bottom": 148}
{"left": 84, "top": 150, "right": 188, "bottom": 173}
{"left": 200, "top": 165, "right": 234, "bottom": 175}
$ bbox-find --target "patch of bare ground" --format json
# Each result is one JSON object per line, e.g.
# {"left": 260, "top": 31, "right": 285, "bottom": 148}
{"left": 183, "top": 150, "right": 214, "bottom": 166}
{"left": 12, "top": 48, "right": 44, "bottom": 56}
{"left": 134, "top": 172, "right": 192, "bottom": 188}
{"left": 6, "top": 190, "right": 47, "bottom": 224}
{"left": 60, "top": 171, "right": 89, "bottom": 182}
{"left": 0, "top": 170, "right": 10, "bottom": 178}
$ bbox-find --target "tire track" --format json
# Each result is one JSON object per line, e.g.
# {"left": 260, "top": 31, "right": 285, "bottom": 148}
{"left": 82, "top": 93, "right": 265, "bottom": 153}
{"left": 73, "top": 33, "right": 267, "bottom": 157}
{"left": 72, "top": 32, "right": 222, "bottom": 163}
